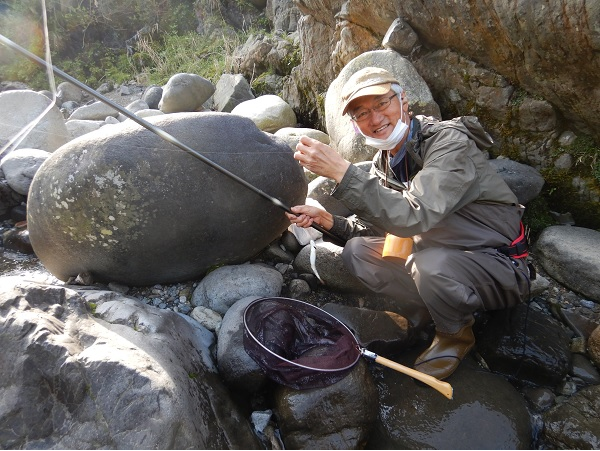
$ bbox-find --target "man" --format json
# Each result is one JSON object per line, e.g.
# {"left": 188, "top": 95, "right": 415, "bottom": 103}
{"left": 286, "top": 67, "right": 531, "bottom": 380}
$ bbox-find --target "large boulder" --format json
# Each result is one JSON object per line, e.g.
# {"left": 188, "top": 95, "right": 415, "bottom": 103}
{"left": 26, "top": 112, "right": 307, "bottom": 286}
{"left": 0, "top": 277, "right": 260, "bottom": 449}
{"left": 0, "top": 90, "right": 69, "bottom": 152}
{"left": 535, "top": 226, "right": 600, "bottom": 302}
{"left": 325, "top": 49, "right": 441, "bottom": 163}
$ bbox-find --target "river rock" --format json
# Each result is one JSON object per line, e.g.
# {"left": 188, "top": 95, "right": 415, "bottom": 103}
{"left": 216, "top": 296, "right": 268, "bottom": 393}
{"left": 0, "top": 277, "right": 260, "bottom": 449}
{"left": 231, "top": 95, "right": 297, "bottom": 133}
{"left": 274, "top": 127, "right": 330, "bottom": 151}
{"left": 191, "top": 263, "right": 284, "bottom": 314}
{"left": 56, "top": 81, "right": 84, "bottom": 104}
{"left": 214, "top": 73, "right": 255, "bottom": 113}
{"left": 322, "top": 303, "right": 413, "bottom": 355}
{"left": 274, "top": 359, "right": 378, "bottom": 449}
{"left": 293, "top": 239, "right": 368, "bottom": 293}
{"left": 0, "top": 90, "right": 69, "bottom": 152}
{"left": 124, "top": 99, "right": 149, "bottom": 113}
{"left": 535, "top": 226, "right": 600, "bottom": 302}
{"left": 540, "top": 385, "right": 600, "bottom": 449}
{"left": 488, "top": 157, "right": 545, "bottom": 205}
{"left": 65, "top": 119, "right": 104, "bottom": 139}
{"left": 68, "top": 100, "right": 120, "bottom": 121}
{"left": 142, "top": 85, "right": 163, "bottom": 109}
{"left": 0, "top": 148, "right": 50, "bottom": 195}
{"left": 588, "top": 325, "right": 600, "bottom": 368}
{"left": 475, "top": 304, "right": 571, "bottom": 387}
{"left": 368, "top": 349, "right": 532, "bottom": 449}
{"left": 159, "top": 73, "right": 215, "bottom": 113}
{"left": 26, "top": 112, "right": 307, "bottom": 286}
{"left": 324, "top": 49, "right": 441, "bottom": 164}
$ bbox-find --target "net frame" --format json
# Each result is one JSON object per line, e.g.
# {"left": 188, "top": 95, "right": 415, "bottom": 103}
{"left": 243, "top": 297, "right": 361, "bottom": 390}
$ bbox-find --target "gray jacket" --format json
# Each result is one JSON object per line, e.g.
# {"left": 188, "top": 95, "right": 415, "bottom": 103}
{"left": 329, "top": 115, "right": 523, "bottom": 253}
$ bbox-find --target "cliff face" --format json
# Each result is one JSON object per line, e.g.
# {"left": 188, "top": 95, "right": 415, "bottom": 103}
{"left": 291, "top": 0, "right": 600, "bottom": 139}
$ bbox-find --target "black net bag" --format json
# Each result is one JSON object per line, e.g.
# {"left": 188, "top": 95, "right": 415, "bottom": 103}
{"left": 243, "top": 297, "right": 361, "bottom": 390}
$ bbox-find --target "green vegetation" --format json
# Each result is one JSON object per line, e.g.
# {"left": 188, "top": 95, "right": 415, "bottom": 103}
{"left": 561, "top": 134, "right": 600, "bottom": 184}
{"left": 133, "top": 30, "right": 244, "bottom": 86}
{"left": 0, "top": 0, "right": 239, "bottom": 89}
{"left": 521, "top": 196, "right": 555, "bottom": 241}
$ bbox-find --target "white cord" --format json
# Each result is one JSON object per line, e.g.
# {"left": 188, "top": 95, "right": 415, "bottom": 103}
{"left": 309, "top": 240, "right": 324, "bottom": 285}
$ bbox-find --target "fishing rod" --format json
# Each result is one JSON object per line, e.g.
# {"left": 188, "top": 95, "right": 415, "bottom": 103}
{"left": 0, "top": 33, "right": 346, "bottom": 246}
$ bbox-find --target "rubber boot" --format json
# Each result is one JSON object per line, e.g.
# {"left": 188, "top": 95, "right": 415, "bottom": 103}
{"left": 414, "top": 319, "right": 475, "bottom": 380}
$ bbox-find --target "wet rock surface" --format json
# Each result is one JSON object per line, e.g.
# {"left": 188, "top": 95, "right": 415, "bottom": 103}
{"left": 1, "top": 229, "right": 599, "bottom": 449}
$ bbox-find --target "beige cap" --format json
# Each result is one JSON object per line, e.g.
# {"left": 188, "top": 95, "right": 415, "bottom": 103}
{"left": 341, "top": 67, "right": 398, "bottom": 115}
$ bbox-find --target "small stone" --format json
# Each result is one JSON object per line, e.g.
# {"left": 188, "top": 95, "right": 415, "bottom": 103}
{"left": 581, "top": 299, "right": 596, "bottom": 309}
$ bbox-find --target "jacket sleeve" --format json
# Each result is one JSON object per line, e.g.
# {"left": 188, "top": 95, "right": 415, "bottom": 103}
{"left": 332, "top": 129, "right": 481, "bottom": 237}
{"left": 326, "top": 214, "right": 380, "bottom": 243}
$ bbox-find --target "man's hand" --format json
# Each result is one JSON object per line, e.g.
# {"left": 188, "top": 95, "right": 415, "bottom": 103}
{"left": 294, "top": 136, "right": 351, "bottom": 183}
{"left": 285, "top": 205, "right": 334, "bottom": 231}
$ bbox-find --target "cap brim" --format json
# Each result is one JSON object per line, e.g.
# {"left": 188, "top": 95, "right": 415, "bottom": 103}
{"left": 342, "top": 83, "right": 392, "bottom": 115}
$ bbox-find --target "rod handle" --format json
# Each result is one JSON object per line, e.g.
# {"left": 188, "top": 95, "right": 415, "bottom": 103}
{"left": 364, "top": 351, "right": 453, "bottom": 399}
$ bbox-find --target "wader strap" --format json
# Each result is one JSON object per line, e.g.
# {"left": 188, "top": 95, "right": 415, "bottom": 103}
{"left": 497, "top": 222, "right": 528, "bottom": 259}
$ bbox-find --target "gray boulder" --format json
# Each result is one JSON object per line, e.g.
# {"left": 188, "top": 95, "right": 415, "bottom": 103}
{"left": 159, "top": 73, "right": 215, "bottom": 113}
{"left": 322, "top": 303, "right": 413, "bottom": 356}
{"left": 214, "top": 73, "right": 255, "bottom": 113}
{"left": 26, "top": 112, "right": 307, "bottom": 286}
{"left": 541, "top": 385, "right": 600, "bottom": 449}
{"left": 488, "top": 157, "right": 545, "bottom": 204}
{"left": 191, "top": 263, "right": 284, "bottom": 314}
{"left": 293, "top": 239, "right": 369, "bottom": 293}
{"left": 274, "top": 127, "right": 329, "bottom": 150}
{"left": 535, "top": 226, "right": 600, "bottom": 302}
{"left": 125, "top": 99, "right": 150, "bottom": 113}
{"left": 476, "top": 304, "right": 571, "bottom": 387}
{"left": 0, "top": 277, "right": 260, "bottom": 449}
{"left": 142, "top": 86, "right": 163, "bottom": 109}
{"left": 274, "top": 359, "right": 378, "bottom": 450}
{"left": 68, "top": 101, "right": 120, "bottom": 121}
{"left": 0, "top": 90, "right": 69, "bottom": 153}
{"left": 0, "top": 148, "right": 50, "bottom": 195}
{"left": 56, "top": 81, "right": 84, "bottom": 103}
{"left": 65, "top": 119, "right": 104, "bottom": 139}
{"left": 232, "top": 95, "right": 297, "bottom": 133}
{"left": 368, "top": 350, "right": 532, "bottom": 449}
{"left": 216, "top": 296, "right": 268, "bottom": 392}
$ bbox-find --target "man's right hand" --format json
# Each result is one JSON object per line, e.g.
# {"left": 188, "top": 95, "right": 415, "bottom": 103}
{"left": 285, "top": 205, "right": 334, "bottom": 231}
{"left": 294, "top": 136, "right": 350, "bottom": 183}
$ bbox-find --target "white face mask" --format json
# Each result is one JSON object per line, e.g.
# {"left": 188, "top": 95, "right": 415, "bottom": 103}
{"left": 358, "top": 93, "right": 408, "bottom": 151}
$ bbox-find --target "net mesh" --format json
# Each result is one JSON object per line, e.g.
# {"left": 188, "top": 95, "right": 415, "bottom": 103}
{"left": 243, "top": 297, "right": 361, "bottom": 390}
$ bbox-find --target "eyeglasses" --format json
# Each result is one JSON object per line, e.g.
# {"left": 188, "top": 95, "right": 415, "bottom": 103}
{"left": 350, "top": 93, "right": 398, "bottom": 122}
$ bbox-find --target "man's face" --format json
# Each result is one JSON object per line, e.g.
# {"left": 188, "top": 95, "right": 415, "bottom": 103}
{"left": 348, "top": 90, "right": 406, "bottom": 140}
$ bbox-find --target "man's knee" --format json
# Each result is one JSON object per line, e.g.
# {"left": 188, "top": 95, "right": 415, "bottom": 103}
{"left": 408, "top": 247, "right": 449, "bottom": 281}
{"left": 341, "top": 237, "right": 365, "bottom": 273}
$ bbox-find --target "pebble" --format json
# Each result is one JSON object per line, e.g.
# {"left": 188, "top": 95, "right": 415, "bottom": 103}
{"left": 581, "top": 299, "right": 596, "bottom": 309}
